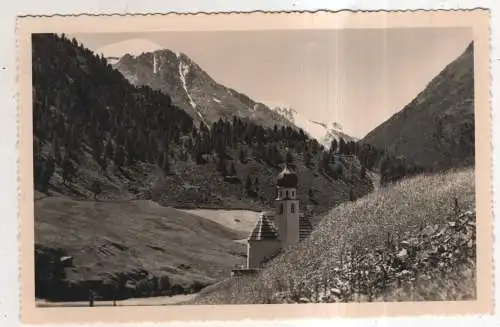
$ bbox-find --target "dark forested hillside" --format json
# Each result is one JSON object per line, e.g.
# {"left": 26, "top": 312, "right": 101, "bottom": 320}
{"left": 33, "top": 33, "right": 193, "bottom": 193}
{"left": 363, "top": 42, "right": 475, "bottom": 172}
{"left": 32, "top": 33, "right": 376, "bottom": 215}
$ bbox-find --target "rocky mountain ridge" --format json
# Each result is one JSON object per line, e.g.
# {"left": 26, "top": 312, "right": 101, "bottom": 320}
{"left": 114, "top": 50, "right": 295, "bottom": 130}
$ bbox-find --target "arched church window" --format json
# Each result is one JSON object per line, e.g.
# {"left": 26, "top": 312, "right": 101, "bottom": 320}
{"left": 292, "top": 191, "right": 295, "bottom": 198}
{"left": 291, "top": 203, "right": 295, "bottom": 213}
{"left": 286, "top": 190, "right": 289, "bottom": 198}
{"left": 279, "top": 203, "right": 284, "bottom": 214}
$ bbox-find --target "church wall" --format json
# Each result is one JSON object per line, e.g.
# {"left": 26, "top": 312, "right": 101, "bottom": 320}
{"left": 247, "top": 239, "right": 281, "bottom": 269}
{"left": 285, "top": 200, "right": 300, "bottom": 247}
{"left": 275, "top": 199, "right": 300, "bottom": 249}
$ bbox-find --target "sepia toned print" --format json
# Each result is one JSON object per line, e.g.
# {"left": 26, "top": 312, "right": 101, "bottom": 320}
{"left": 17, "top": 9, "right": 492, "bottom": 324}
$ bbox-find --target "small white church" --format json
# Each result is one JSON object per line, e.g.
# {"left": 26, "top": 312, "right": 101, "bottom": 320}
{"left": 233, "top": 165, "right": 313, "bottom": 274}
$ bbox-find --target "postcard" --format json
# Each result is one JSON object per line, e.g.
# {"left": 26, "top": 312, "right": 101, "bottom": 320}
{"left": 16, "top": 9, "right": 492, "bottom": 324}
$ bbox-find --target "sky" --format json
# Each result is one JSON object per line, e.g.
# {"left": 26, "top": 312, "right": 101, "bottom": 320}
{"left": 71, "top": 27, "right": 473, "bottom": 138}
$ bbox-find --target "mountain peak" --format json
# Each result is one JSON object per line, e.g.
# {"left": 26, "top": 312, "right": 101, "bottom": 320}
{"left": 113, "top": 48, "right": 295, "bottom": 129}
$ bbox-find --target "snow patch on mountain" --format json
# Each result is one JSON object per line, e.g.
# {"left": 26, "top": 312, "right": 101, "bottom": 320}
{"left": 272, "top": 106, "right": 356, "bottom": 148}
{"left": 105, "top": 57, "right": 120, "bottom": 66}
{"left": 176, "top": 53, "right": 207, "bottom": 126}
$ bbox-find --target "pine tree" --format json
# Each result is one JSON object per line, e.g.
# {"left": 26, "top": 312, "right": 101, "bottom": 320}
{"left": 348, "top": 188, "right": 354, "bottom": 201}
{"left": 239, "top": 148, "right": 247, "bottom": 164}
{"left": 321, "top": 152, "right": 330, "bottom": 169}
{"left": 40, "top": 156, "right": 56, "bottom": 192}
{"left": 229, "top": 162, "right": 237, "bottom": 176}
{"left": 114, "top": 146, "right": 125, "bottom": 168}
{"left": 91, "top": 180, "right": 102, "bottom": 200}
{"left": 330, "top": 138, "right": 338, "bottom": 154}
{"left": 161, "top": 152, "right": 170, "bottom": 175}
{"left": 52, "top": 135, "right": 62, "bottom": 164}
{"left": 338, "top": 137, "right": 346, "bottom": 154}
{"left": 62, "top": 157, "right": 75, "bottom": 186}
{"left": 360, "top": 165, "right": 367, "bottom": 179}
{"left": 245, "top": 176, "right": 252, "bottom": 191}
{"left": 303, "top": 149, "right": 312, "bottom": 167}
{"left": 217, "top": 157, "right": 228, "bottom": 176}
{"left": 270, "top": 144, "right": 283, "bottom": 166}
{"left": 105, "top": 139, "right": 114, "bottom": 159}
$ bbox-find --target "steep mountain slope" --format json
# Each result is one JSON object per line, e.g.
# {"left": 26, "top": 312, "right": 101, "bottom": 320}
{"left": 114, "top": 51, "right": 293, "bottom": 129}
{"left": 363, "top": 42, "right": 475, "bottom": 171}
{"left": 192, "top": 168, "right": 476, "bottom": 304}
{"left": 33, "top": 34, "right": 378, "bottom": 301}
{"left": 272, "top": 107, "right": 357, "bottom": 148}
{"left": 33, "top": 34, "right": 373, "bottom": 215}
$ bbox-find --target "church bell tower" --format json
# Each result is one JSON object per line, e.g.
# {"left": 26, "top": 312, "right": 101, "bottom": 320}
{"left": 274, "top": 164, "right": 300, "bottom": 249}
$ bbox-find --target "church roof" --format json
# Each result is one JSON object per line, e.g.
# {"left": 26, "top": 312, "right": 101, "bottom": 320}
{"left": 248, "top": 214, "right": 278, "bottom": 241}
{"left": 276, "top": 164, "right": 298, "bottom": 188}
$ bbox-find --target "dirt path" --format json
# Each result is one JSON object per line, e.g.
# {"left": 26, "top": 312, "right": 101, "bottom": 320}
{"left": 36, "top": 293, "right": 197, "bottom": 307}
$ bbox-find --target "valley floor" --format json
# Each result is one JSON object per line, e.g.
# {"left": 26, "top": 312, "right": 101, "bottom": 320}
{"left": 35, "top": 197, "right": 260, "bottom": 303}
{"left": 36, "top": 293, "right": 197, "bottom": 307}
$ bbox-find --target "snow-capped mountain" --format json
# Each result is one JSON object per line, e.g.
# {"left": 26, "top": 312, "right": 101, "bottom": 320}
{"left": 105, "top": 57, "right": 120, "bottom": 65}
{"left": 272, "top": 107, "right": 357, "bottom": 148}
{"left": 113, "top": 50, "right": 293, "bottom": 129}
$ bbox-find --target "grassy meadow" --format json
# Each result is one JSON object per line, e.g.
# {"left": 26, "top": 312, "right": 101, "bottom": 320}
{"left": 191, "top": 168, "right": 476, "bottom": 304}
{"left": 35, "top": 198, "right": 260, "bottom": 301}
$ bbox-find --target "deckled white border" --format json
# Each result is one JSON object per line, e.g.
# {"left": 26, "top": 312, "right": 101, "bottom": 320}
{"left": 2, "top": 0, "right": 499, "bottom": 326}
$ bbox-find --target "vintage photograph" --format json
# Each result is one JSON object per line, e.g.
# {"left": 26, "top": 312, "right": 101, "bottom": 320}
{"left": 17, "top": 9, "right": 492, "bottom": 323}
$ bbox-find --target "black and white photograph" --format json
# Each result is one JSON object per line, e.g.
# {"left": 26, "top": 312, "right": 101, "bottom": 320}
{"left": 21, "top": 10, "right": 491, "bottom": 316}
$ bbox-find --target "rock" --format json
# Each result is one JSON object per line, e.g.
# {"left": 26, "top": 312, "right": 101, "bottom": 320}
{"left": 60, "top": 256, "right": 73, "bottom": 267}
{"left": 400, "top": 241, "right": 410, "bottom": 248}
{"left": 330, "top": 288, "right": 342, "bottom": 296}
{"left": 396, "top": 248, "right": 408, "bottom": 260}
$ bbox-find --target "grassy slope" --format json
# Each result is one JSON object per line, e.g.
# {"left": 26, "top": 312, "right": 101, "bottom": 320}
{"left": 149, "top": 151, "right": 373, "bottom": 215}
{"left": 35, "top": 197, "right": 252, "bottom": 288}
{"left": 363, "top": 43, "right": 474, "bottom": 171}
{"left": 43, "top": 141, "right": 373, "bottom": 216}
{"left": 191, "top": 168, "right": 476, "bottom": 304}
{"left": 34, "top": 34, "right": 373, "bottom": 216}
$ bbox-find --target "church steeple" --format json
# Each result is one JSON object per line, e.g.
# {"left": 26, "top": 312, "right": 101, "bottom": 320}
{"left": 276, "top": 163, "right": 298, "bottom": 189}
{"left": 274, "top": 164, "right": 300, "bottom": 248}
{"left": 242, "top": 163, "right": 310, "bottom": 273}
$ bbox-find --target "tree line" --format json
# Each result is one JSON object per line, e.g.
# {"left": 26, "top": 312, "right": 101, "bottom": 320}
{"left": 32, "top": 33, "right": 424, "bottom": 198}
